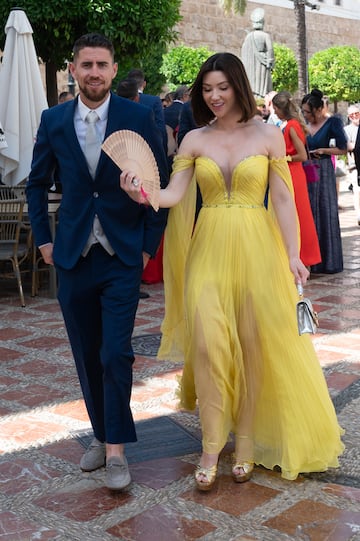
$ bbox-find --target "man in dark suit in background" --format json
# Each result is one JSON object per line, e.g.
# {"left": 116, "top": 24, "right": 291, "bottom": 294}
{"left": 116, "top": 77, "right": 160, "bottom": 295}
{"left": 177, "top": 99, "right": 197, "bottom": 146}
{"left": 127, "top": 68, "right": 167, "bottom": 153}
{"left": 354, "top": 117, "right": 360, "bottom": 181}
{"left": 26, "top": 33, "right": 168, "bottom": 491}
{"left": 115, "top": 78, "right": 139, "bottom": 101}
{"left": 163, "top": 85, "right": 190, "bottom": 170}
{"left": 354, "top": 120, "right": 360, "bottom": 225}
{"left": 177, "top": 99, "right": 202, "bottom": 221}
{"left": 163, "top": 85, "right": 190, "bottom": 134}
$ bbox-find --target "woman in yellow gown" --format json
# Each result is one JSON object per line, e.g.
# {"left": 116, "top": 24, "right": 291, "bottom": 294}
{"left": 120, "top": 53, "right": 344, "bottom": 491}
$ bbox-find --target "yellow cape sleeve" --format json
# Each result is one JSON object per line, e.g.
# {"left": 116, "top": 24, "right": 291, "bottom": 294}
{"left": 157, "top": 155, "right": 196, "bottom": 361}
{"left": 269, "top": 156, "right": 294, "bottom": 196}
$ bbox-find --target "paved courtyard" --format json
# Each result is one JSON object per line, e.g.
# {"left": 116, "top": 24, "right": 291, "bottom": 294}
{"left": 0, "top": 181, "right": 359, "bottom": 540}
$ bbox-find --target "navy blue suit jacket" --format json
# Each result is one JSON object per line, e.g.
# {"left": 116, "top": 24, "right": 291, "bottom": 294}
{"left": 139, "top": 93, "right": 167, "bottom": 151}
{"left": 354, "top": 123, "right": 360, "bottom": 182}
{"left": 26, "top": 93, "right": 168, "bottom": 270}
{"left": 178, "top": 100, "right": 197, "bottom": 146}
{"left": 164, "top": 101, "right": 184, "bottom": 130}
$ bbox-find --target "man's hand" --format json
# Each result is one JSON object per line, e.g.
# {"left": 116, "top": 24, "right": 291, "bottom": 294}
{"left": 39, "top": 243, "right": 54, "bottom": 265}
{"left": 143, "top": 252, "right": 150, "bottom": 269}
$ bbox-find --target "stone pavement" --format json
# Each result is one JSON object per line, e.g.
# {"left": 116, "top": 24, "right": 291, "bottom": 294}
{"left": 0, "top": 182, "right": 360, "bottom": 541}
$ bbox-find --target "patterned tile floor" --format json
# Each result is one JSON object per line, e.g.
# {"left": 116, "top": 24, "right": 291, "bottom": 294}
{"left": 0, "top": 181, "right": 360, "bottom": 540}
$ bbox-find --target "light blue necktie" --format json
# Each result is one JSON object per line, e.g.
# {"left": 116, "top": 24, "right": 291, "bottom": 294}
{"left": 84, "top": 110, "right": 100, "bottom": 178}
{"left": 82, "top": 110, "right": 114, "bottom": 256}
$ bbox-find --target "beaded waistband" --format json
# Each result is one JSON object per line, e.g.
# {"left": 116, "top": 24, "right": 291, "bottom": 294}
{"left": 202, "top": 204, "right": 264, "bottom": 208}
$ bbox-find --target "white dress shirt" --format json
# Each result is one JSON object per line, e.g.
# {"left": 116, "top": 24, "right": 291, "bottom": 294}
{"left": 76, "top": 95, "right": 114, "bottom": 256}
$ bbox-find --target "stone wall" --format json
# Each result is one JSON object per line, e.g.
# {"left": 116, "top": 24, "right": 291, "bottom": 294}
{"left": 55, "top": 0, "right": 359, "bottom": 103}
{"left": 177, "top": 0, "right": 360, "bottom": 59}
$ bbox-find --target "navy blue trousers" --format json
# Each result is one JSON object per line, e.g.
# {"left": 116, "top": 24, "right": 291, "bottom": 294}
{"left": 56, "top": 244, "right": 142, "bottom": 444}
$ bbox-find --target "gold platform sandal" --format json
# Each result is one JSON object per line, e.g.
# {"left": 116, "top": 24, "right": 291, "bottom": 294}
{"left": 231, "top": 458, "right": 254, "bottom": 483}
{"left": 194, "top": 464, "right": 218, "bottom": 491}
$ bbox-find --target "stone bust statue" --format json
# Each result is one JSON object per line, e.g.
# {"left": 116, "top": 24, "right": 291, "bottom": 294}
{"left": 241, "top": 8, "right": 275, "bottom": 99}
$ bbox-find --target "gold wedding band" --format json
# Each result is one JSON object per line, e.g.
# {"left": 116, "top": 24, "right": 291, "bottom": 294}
{"left": 132, "top": 178, "right": 139, "bottom": 187}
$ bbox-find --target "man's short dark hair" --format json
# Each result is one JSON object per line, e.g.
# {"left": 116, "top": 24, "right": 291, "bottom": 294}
{"left": 127, "top": 69, "right": 145, "bottom": 88}
{"left": 174, "top": 85, "right": 189, "bottom": 101}
{"left": 116, "top": 78, "right": 139, "bottom": 101}
{"left": 58, "top": 91, "right": 73, "bottom": 103}
{"left": 73, "top": 33, "right": 115, "bottom": 62}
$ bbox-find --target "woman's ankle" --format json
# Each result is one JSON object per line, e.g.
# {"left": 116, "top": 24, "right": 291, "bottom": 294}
{"left": 199, "top": 451, "right": 219, "bottom": 468}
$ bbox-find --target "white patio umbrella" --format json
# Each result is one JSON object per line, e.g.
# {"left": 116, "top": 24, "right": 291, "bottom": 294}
{"left": 0, "top": 121, "right": 8, "bottom": 151}
{"left": 0, "top": 8, "right": 48, "bottom": 186}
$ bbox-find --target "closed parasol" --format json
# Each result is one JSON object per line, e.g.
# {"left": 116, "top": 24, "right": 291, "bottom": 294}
{"left": 0, "top": 8, "right": 48, "bottom": 185}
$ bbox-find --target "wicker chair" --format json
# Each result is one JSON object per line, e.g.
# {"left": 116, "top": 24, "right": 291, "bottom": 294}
{"left": 0, "top": 198, "right": 32, "bottom": 306}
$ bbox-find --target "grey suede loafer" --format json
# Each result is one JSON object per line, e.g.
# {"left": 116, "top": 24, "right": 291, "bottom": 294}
{"left": 105, "top": 455, "right": 131, "bottom": 491}
{"left": 80, "top": 437, "right": 106, "bottom": 472}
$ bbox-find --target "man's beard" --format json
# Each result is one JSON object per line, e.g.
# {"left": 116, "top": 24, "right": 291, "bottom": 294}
{"left": 79, "top": 81, "right": 111, "bottom": 104}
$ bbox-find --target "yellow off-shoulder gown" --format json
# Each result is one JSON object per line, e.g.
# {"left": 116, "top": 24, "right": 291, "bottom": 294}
{"left": 158, "top": 154, "right": 344, "bottom": 481}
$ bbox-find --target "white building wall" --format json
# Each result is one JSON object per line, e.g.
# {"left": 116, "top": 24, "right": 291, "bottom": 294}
{"left": 249, "top": 0, "right": 360, "bottom": 20}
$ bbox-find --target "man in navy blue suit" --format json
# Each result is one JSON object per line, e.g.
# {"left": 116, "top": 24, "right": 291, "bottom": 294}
{"left": 26, "top": 34, "right": 168, "bottom": 491}
{"left": 177, "top": 99, "right": 197, "bottom": 146}
{"left": 163, "top": 85, "right": 190, "bottom": 133}
{"left": 127, "top": 68, "right": 167, "bottom": 153}
{"left": 355, "top": 118, "right": 360, "bottom": 182}
{"left": 163, "top": 85, "right": 190, "bottom": 169}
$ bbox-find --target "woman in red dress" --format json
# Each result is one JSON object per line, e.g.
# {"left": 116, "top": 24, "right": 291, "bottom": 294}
{"left": 273, "top": 91, "right": 321, "bottom": 267}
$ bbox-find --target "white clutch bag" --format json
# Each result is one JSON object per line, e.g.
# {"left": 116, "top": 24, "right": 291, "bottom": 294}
{"left": 296, "top": 284, "right": 319, "bottom": 335}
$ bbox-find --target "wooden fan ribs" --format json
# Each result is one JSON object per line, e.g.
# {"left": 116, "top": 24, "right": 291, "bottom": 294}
{"left": 102, "top": 130, "right": 160, "bottom": 211}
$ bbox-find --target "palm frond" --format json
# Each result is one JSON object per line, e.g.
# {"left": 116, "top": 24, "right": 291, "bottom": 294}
{"left": 218, "top": 0, "right": 247, "bottom": 15}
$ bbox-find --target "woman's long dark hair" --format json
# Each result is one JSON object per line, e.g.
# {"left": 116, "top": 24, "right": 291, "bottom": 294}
{"left": 301, "top": 88, "right": 324, "bottom": 114}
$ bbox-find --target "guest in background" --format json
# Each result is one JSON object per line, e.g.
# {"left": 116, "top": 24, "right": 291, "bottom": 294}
{"left": 272, "top": 91, "right": 321, "bottom": 267}
{"left": 116, "top": 77, "right": 164, "bottom": 288}
{"left": 162, "top": 91, "right": 175, "bottom": 108}
{"left": 322, "top": 95, "right": 344, "bottom": 206}
{"left": 127, "top": 68, "right": 167, "bottom": 152}
{"left": 164, "top": 85, "right": 190, "bottom": 135}
{"left": 177, "top": 99, "right": 197, "bottom": 146}
{"left": 58, "top": 91, "right": 74, "bottom": 103}
{"left": 177, "top": 99, "right": 202, "bottom": 221}
{"left": 264, "top": 91, "right": 280, "bottom": 126}
{"left": 301, "top": 89, "right": 347, "bottom": 274}
{"left": 344, "top": 104, "right": 360, "bottom": 225}
{"left": 255, "top": 98, "right": 267, "bottom": 121}
{"left": 322, "top": 95, "right": 332, "bottom": 119}
{"left": 164, "top": 85, "right": 190, "bottom": 169}
{"left": 116, "top": 78, "right": 139, "bottom": 101}
{"left": 353, "top": 111, "right": 360, "bottom": 216}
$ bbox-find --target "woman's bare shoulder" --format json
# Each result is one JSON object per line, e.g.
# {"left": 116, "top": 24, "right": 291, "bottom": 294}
{"left": 178, "top": 126, "right": 207, "bottom": 154}
{"left": 262, "top": 122, "right": 281, "bottom": 136}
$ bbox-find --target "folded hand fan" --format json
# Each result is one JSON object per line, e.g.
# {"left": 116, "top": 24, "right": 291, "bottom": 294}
{"left": 102, "top": 129, "right": 160, "bottom": 211}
